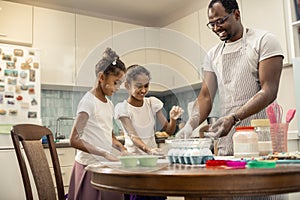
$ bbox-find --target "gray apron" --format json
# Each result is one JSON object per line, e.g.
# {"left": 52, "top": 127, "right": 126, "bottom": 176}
{"left": 215, "top": 28, "right": 267, "bottom": 156}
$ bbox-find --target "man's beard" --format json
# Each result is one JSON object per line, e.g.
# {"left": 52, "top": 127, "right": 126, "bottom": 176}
{"left": 220, "top": 33, "right": 232, "bottom": 41}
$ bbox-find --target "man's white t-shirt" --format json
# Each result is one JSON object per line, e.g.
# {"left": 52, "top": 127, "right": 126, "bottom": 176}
{"left": 203, "top": 28, "right": 284, "bottom": 74}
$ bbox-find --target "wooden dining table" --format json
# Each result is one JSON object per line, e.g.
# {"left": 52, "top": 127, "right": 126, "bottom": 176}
{"left": 86, "top": 161, "right": 300, "bottom": 200}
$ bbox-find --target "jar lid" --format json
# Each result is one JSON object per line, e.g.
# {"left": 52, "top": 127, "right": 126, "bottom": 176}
{"left": 235, "top": 126, "right": 254, "bottom": 131}
{"left": 250, "top": 119, "right": 270, "bottom": 127}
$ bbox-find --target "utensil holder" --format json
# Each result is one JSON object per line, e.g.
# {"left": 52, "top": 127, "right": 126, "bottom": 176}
{"left": 270, "top": 123, "right": 289, "bottom": 152}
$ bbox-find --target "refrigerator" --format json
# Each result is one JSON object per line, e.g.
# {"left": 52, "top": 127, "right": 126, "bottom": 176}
{"left": 0, "top": 43, "right": 41, "bottom": 199}
{"left": 0, "top": 43, "right": 41, "bottom": 125}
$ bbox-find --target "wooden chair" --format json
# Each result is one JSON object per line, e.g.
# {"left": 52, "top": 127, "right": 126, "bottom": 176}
{"left": 11, "top": 124, "right": 66, "bottom": 200}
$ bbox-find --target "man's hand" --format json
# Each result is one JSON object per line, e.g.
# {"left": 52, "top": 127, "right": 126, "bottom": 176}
{"left": 175, "top": 123, "right": 193, "bottom": 139}
{"left": 207, "top": 115, "right": 235, "bottom": 139}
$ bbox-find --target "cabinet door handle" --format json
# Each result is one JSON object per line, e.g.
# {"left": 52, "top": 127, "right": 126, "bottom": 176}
{"left": 0, "top": 33, "right": 7, "bottom": 37}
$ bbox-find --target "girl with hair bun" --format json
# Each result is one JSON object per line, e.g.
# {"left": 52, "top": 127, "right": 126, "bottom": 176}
{"left": 68, "top": 47, "right": 127, "bottom": 200}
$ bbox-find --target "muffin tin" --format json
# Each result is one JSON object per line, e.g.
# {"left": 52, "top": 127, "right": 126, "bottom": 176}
{"left": 166, "top": 138, "right": 214, "bottom": 165}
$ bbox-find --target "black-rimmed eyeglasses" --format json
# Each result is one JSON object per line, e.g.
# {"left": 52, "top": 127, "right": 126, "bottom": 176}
{"left": 206, "top": 12, "right": 233, "bottom": 29}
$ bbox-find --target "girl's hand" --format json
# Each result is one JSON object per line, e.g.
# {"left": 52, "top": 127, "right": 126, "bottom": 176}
{"left": 120, "top": 150, "right": 131, "bottom": 156}
{"left": 170, "top": 106, "right": 184, "bottom": 120}
{"left": 149, "top": 148, "right": 162, "bottom": 155}
{"left": 104, "top": 152, "right": 119, "bottom": 161}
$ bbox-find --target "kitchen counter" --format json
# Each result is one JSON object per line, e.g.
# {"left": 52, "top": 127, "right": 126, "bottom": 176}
{"left": 43, "top": 142, "right": 71, "bottom": 148}
{"left": 43, "top": 139, "right": 71, "bottom": 148}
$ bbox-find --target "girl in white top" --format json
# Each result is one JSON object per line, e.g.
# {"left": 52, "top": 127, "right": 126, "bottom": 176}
{"left": 115, "top": 65, "right": 183, "bottom": 155}
{"left": 68, "top": 48, "right": 127, "bottom": 200}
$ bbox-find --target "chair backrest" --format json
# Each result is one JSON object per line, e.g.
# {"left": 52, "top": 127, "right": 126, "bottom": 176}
{"left": 11, "top": 124, "right": 65, "bottom": 200}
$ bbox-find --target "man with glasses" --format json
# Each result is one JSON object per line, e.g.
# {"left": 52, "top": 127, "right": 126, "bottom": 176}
{"left": 177, "top": 0, "right": 283, "bottom": 157}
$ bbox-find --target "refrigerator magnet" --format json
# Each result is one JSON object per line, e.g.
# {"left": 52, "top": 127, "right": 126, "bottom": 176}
{"left": 21, "top": 102, "right": 29, "bottom": 109}
{"left": 14, "top": 49, "right": 24, "bottom": 57}
{"left": 9, "top": 109, "right": 18, "bottom": 115}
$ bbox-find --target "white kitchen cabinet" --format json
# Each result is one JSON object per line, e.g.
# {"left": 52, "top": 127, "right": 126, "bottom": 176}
{"left": 164, "top": 12, "right": 203, "bottom": 89}
{"left": 112, "top": 21, "right": 144, "bottom": 63}
{"left": 287, "top": 0, "right": 300, "bottom": 59}
{"left": 0, "top": 149, "right": 26, "bottom": 200}
{"left": 0, "top": 149, "right": 38, "bottom": 199}
{"left": 139, "top": 13, "right": 205, "bottom": 90}
{"left": 165, "top": 11, "right": 200, "bottom": 44}
{"left": 197, "top": 1, "right": 220, "bottom": 53}
{"left": 240, "top": 0, "right": 289, "bottom": 64}
{"left": 75, "top": 19, "right": 143, "bottom": 87}
{"left": 44, "top": 147, "right": 75, "bottom": 191}
{"left": 75, "top": 14, "right": 112, "bottom": 87}
{"left": 0, "top": 143, "right": 75, "bottom": 199}
{"left": 76, "top": 20, "right": 145, "bottom": 87}
{"left": 159, "top": 49, "right": 200, "bottom": 89}
{"left": 0, "top": 1, "right": 33, "bottom": 46}
{"left": 33, "top": 7, "right": 75, "bottom": 86}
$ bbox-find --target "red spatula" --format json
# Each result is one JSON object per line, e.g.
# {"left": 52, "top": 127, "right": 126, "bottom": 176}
{"left": 286, "top": 109, "right": 296, "bottom": 123}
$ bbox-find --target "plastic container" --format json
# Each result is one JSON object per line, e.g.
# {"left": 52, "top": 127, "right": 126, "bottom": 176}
{"left": 226, "top": 160, "right": 247, "bottom": 169}
{"left": 251, "top": 119, "right": 273, "bottom": 156}
{"left": 270, "top": 123, "right": 289, "bottom": 153}
{"left": 190, "top": 148, "right": 202, "bottom": 165}
{"left": 247, "top": 160, "right": 276, "bottom": 168}
{"left": 167, "top": 148, "right": 176, "bottom": 163}
{"left": 206, "top": 160, "right": 247, "bottom": 169}
{"left": 206, "top": 160, "right": 227, "bottom": 168}
{"left": 166, "top": 138, "right": 214, "bottom": 165}
{"left": 166, "top": 138, "right": 212, "bottom": 149}
{"left": 172, "top": 148, "right": 181, "bottom": 164}
{"left": 184, "top": 148, "right": 192, "bottom": 165}
{"left": 178, "top": 148, "right": 187, "bottom": 164}
{"left": 201, "top": 155, "right": 214, "bottom": 164}
{"left": 233, "top": 126, "right": 259, "bottom": 158}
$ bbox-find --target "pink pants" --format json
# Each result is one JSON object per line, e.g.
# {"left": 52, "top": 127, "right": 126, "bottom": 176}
{"left": 68, "top": 161, "right": 124, "bottom": 200}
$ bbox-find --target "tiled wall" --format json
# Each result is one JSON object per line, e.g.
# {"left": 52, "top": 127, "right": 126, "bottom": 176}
{"left": 41, "top": 89, "right": 85, "bottom": 138}
{"left": 41, "top": 86, "right": 220, "bottom": 139}
{"left": 41, "top": 89, "right": 128, "bottom": 138}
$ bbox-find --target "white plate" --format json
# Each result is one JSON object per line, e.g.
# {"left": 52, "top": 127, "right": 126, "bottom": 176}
{"left": 100, "top": 159, "right": 169, "bottom": 173}
{"left": 214, "top": 156, "right": 235, "bottom": 160}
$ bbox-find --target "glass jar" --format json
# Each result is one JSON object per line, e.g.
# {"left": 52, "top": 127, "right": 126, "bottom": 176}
{"left": 251, "top": 119, "right": 273, "bottom": 156}
{"left": 233, "top": 126, "right": 259, "bottom": 158}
